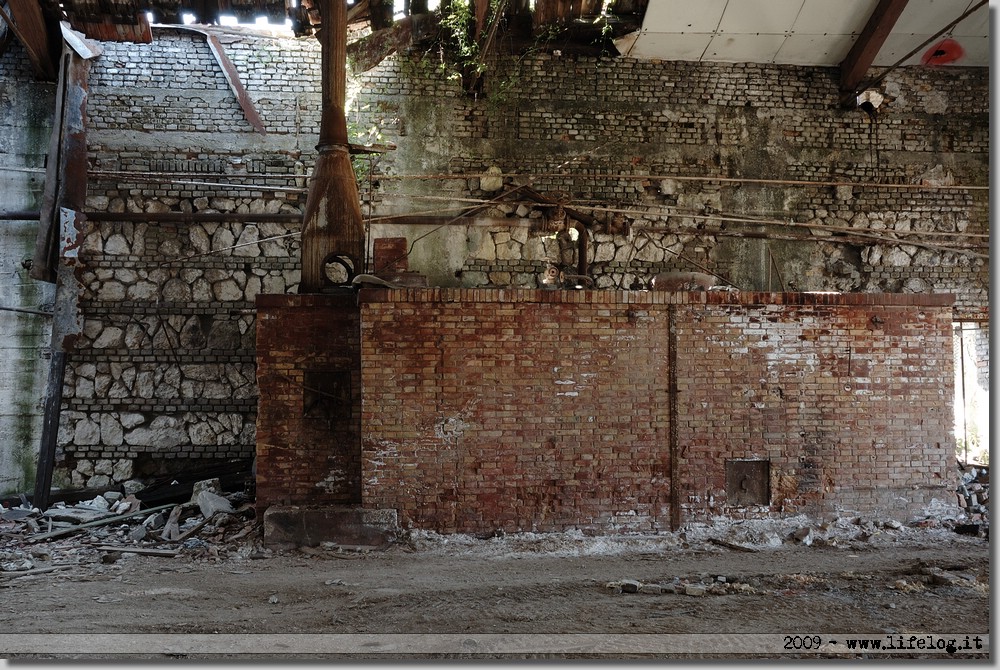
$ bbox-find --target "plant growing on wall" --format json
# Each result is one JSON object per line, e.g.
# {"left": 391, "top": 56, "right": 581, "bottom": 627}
{"left": 437, "top": 0, "right": 510, "bottom": 94}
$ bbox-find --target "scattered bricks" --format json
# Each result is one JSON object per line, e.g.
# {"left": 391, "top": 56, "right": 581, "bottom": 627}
{"left": 684, "top": 584, "right": 708, "bottom": 597}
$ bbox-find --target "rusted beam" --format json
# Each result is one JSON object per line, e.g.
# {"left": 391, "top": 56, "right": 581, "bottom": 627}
{"left": 848, "top": 0, "right": 989, "bottom": 99}
{"left": 33, "top": 351, "right": 65, "bottom": 511}
{"left": 31, "top": 50, "right": 92, "bottom": 283}
{"left": 174, "top": 26, "right": 267, "bottom": 134}
{"left": 838, "top": 0, "right": 908, "bottom": 104}
{"left": 3, "top": 0, "right": 58, "bottom": 80}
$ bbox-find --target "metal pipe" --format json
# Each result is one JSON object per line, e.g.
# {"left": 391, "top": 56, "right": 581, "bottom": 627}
{"left": 82, "top": 211, "right": 303, "bottom": 223}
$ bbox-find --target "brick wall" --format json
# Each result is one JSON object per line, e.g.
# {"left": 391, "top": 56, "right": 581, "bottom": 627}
{"left": 49, "top": 27, "right": 986, "bottom": 487}
{"left": 674, "top": 294, "right": 956, "bottom": 522}
{"left": 59, "top": 28, "right": 317, "bottom": 483}
{"left": 353, "top": 289, "right": 957, "bottom": 533}
{"left": 355, "top": 55, "right": 988, "bottom": 319}
{"left": 255, "top": 293, "right": 361, "bottom": 510}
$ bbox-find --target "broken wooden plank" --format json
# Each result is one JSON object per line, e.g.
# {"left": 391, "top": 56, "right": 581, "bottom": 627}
{"left": 26, "top": 503, "right": 176, "bottom": 543}
{"left": 708, "top": 537, "right": 758, "bottom": 553}
{"left": 93, "top": 546, "right": 180, "bottom": 557}
{"left": 0, "top": 564, "right": 78, "bottom": 579}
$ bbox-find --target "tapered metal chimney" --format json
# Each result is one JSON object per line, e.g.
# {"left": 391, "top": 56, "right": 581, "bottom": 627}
{"left": 300, "top": 0, "right": 365, "bottom": 293}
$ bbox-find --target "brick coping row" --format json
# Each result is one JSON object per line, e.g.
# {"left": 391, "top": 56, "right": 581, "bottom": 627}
{"left": 258, "top": 289, "right": 955, "bottom": 308}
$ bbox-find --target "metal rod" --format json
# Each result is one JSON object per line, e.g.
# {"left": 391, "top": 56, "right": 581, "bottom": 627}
{"left": 0, "top": 305, "right": 53, "bottom": 317}
{"left": 958, "top": 323, "right": 968, "bottom": 463}
{"left": 377, "top": 172, "right": 989, "bottom": 191}
{"left": 82, "top": 211, "right": 303, "bottom": 223}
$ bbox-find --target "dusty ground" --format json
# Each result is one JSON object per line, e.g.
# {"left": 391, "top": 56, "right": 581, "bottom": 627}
{"left": 0, "top": 512, "right": 991, "bottom": 662}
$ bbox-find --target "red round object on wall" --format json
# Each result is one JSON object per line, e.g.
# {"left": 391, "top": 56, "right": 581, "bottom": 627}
{"left": 921, "top": 38, "right": 965, "bottom": 65}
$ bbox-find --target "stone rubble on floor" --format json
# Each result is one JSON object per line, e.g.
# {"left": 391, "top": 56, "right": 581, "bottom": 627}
{"left": 0, "top": 478, "right": 263, "bottom": 579}
{"left": 955, "top": 461, "right": 989, "bottom": 538}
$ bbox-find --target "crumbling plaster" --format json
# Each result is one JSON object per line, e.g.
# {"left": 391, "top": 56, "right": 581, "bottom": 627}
{"left": 0, "top": 42, "right": 57, "bottom": 495}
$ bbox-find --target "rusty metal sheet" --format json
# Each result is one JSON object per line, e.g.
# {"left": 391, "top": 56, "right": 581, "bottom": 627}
{"left": 373, "top": 237, "right": 409, "bottom": 274}
{"left": 59, "top": 21, "right": 104, "bottom": 59}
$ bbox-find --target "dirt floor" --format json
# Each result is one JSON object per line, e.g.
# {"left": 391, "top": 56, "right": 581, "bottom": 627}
{"left": 0, "top": 508, "right": 991, "bottom": 662}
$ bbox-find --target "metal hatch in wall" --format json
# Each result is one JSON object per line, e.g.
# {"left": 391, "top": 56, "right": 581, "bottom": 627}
{"left": 726, "top": 459, "right": 771, "bottom": 507}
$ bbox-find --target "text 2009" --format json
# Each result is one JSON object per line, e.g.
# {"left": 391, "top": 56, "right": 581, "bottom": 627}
{"left": 784, "top": 635, "right": 823, "bottom": 650}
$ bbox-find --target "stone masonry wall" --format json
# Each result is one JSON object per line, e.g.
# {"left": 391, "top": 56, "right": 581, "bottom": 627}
{"left": 353, "top": 55, "right": 988, "bottom": 320}
{"left": 54, "top": 26, "right": 986, "bottom": 486}
{"left": 59, "top": 28, "right": 319, "bottom": 484}
{"left": 358, "top": 289, "right": 957, "bottom": 534}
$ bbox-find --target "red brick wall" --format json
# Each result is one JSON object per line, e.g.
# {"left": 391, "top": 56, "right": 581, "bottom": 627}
{"left": 360, "top": 289, "right": 674, "bottom": 533}
{"left": 358, "top": 289, "right": 957, "bottom": 533}
{"left": 675, "top": 293, "right": 957, "bottom": 523}
{"left": 255, "top": 293, "right": 362, "bottom": 511}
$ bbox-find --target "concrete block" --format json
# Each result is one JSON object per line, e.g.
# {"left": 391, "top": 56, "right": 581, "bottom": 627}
{"left": 263, "top": 505, "right": 399, "bottom": 549}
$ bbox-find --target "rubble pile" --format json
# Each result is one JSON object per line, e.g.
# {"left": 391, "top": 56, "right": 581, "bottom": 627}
{"left": 0, "top": 478, "right": 263, "bottom": 577}
{"left": 956, "top": 462, "right": 989, "bottom": 537}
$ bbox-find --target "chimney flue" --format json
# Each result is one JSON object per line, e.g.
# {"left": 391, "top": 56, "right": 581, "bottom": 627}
{"left": 300, "top": 0, "right": 365, "bottom": 293}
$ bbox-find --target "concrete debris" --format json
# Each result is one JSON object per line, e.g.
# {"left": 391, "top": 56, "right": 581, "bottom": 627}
{"left": 955, "top": 462, "right": 989, "bottom": 538}
{"left": 190, "top": 478, "right": 222, "bottom": 501}
{"left": 142, "top": 511, "right": 166, "bottom": 530}
{"left": 84, "top": 496, "right": 110, "bottom": 511}
{"left": 0, "top": 481, "right": 259, "bottom": 582}
{"left": 1, "top": 508, "right": 36, "bottom": 521}
{"left": 1, "top": 557, "right": 34, "bottom": 572}
{"left": 43, "top": 505, "right": 115, "bottom": 524}
{"left": 195, "top": 490, "right": 236, "bottom": 519}
{"left": 159, "top": 506, "right": 184, "bottom": 541}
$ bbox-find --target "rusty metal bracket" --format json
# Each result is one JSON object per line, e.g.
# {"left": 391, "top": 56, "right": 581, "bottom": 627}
{"left": 174, "top": 25, "right": 267, "bottom": 135}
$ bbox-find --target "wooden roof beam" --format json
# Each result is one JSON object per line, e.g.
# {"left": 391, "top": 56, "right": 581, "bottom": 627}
{"left": 838, "top": 0, "right": 909, "bottom": 107}
{"left": 4, "top": 0, "right": 58, "bottom": 80}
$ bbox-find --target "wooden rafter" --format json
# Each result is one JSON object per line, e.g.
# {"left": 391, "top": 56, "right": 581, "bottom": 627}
{"left": 4, "top": 0, "right": 58, "bottom": 80}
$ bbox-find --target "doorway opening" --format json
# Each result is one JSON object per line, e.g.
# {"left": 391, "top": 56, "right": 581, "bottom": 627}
{"left": 953, "top": 321, "right": 989, "bottom": 465}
